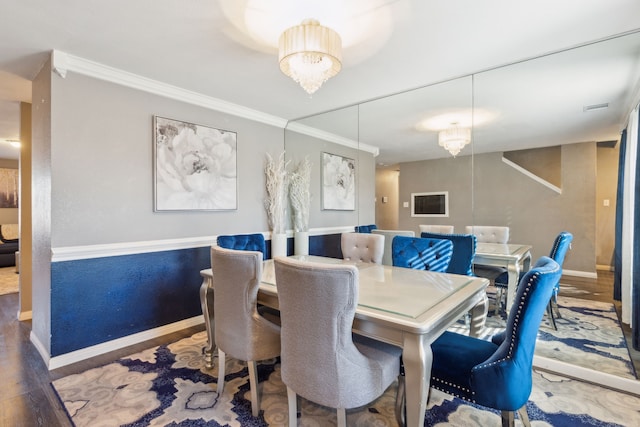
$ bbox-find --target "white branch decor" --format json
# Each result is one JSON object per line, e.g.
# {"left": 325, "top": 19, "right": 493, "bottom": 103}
{"left": 289, "top": 157, "right": 311, "bottom": 232}
{"left": 264, "top": 152, "right": 289, "bottom": 234}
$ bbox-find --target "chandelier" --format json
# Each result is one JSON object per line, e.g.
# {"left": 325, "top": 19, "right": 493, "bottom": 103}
{"left": 278, "top": 19, "right": 342, "bottom": 95}
{"left": 438, "top": 123, "right": 471, "bottom": 157}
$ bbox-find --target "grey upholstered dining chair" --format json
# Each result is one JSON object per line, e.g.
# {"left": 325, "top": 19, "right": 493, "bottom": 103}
{"left": 341, "top": 232, "right": 385, "bottom": 264}
{"left": 210, "top": 246, "right": 281, "bottom": 418}
{"left": 466, "top": 225, "right": 510, "bottom": 287}
{"left": 465, "top": 225, "right": 510, "bottom": 243}
{"left": 419, "top": 224, "right": 455, "bottom": 234}
{"left": 274, "top": 257, "right": 403, "bottom": 427}
{"left": 372, "top": 229, "right": 415, "bottom": 266}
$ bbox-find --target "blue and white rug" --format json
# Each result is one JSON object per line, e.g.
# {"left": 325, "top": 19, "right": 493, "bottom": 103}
{"left": 451, "top": 295, "right": 637, "bottom": 380}
{"left": 52, "top": 329, "right": 640, "bottom": 426}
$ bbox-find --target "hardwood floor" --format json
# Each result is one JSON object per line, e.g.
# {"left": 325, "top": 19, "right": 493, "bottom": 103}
{"left": 0, "top": 292, "right": 205, "bottom": 426}
{"left": 0, "top": 271, "right": 636, "bottom": 425}
{"left": 561, "top": 269, "right": 640, "bottom": 374}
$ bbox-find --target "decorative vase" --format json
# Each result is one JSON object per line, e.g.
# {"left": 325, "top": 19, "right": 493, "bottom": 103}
{"left": 271, "top": 232, "right": 288, "bottom": 258}
{"left": 294, "top": 231, "right": 309, "bottom": 256}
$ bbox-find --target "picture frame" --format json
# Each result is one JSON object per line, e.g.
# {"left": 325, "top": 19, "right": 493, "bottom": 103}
{"left": 321, "top": 152, "right": 355, "bottom": 210}
{"left": 153, "top": 116, "right": 237, "bottom": 211}
{"left": 0, "top": 168, "right": 18, "bottom": 208}
{"left": 411, "top": 191, "right": 449, "bottom": 217}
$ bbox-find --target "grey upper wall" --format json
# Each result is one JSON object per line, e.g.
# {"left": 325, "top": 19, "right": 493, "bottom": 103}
{"left": 283, "top": 130, "right": 375, "bottom": 229}
{"left": 50, "top": 72, "right": 284, "bottom": 247}
{"left": 398, "top": 142, "right": 597, "bottom": 273}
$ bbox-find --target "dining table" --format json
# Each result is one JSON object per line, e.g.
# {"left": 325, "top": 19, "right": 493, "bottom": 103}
{"left": 200, "top": 255, "right": 489, "bottom": 427}
{"left": 474, "top": 242, "right": 532, "bottom": 313}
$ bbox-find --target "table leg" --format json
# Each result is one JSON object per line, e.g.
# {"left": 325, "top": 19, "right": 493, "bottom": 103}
{"left": 402, "top": 333, "right": 430, "bottom": 427}
{"left": 505, "top": 260, "right": 521, "bottom": 315}
{"left": 469, "top": 293, "right": 488, "bottom": 338}
{"left": 199, "top": 277, "right": 215, "bottom": 369}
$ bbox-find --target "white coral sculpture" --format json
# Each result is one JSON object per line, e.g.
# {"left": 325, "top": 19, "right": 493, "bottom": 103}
{"left": 289, "top": 157, "right": 311, "bottom": 232}
{"left": 264, "top": 152, "right": 289, "bottom": 234}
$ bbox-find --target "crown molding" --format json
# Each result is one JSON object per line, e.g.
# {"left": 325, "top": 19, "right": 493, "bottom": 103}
{"left": 50, "top": 50, "right": 288, "bottom": 129}
{"left": 286, "top": 121, "right": 379, "bottom": 156}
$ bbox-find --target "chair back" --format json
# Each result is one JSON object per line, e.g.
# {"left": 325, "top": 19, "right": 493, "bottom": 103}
{"left": 217, "top": 233, "right": 266, "bottom": 259}
{"left": 421, "top": 232, "right": 476, "bottom": 276}
{"left": 391, "top": 236, "right": 453, "bottom": 272}
{"left": 341, "top": 232, "right": 385, "bottom": 264}
{"left": 549, "top": 231, "right": 573, "bottom": 266}
{"left": 372, "top": 229, "right": 415, "bottom": 266}
{"left": 210, "top": 246, "right": 280, "bottom": 362}
{"left": 419, "top": 224, "right": 454, "bottom": 234}
{"left": 274, "top": 257, "right": 394, "bottom": 409}
{"left": 474, "top": 256, "right": 561, "bottom": 410}
{"left": 355, "top": 224, "right": 377, "bottom": 233}
{"left": 465, "top": 225, "right": 509, "bottom": 243}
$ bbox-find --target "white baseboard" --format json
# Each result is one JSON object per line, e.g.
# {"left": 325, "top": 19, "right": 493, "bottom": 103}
{"left": 534, "top": 355, "right": 640, "bottom": 397}
{"left": 45, "top": 315, "right": 204, "bottom": 370}
{"left": 18, "top": 310, "right": 32, "bottom": 321}
{"left": 562, "top": 269, "right": 598, "bottom": 279}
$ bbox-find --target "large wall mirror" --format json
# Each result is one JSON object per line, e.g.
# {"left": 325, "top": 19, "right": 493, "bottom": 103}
{"left": 284, "top": 30, "right": 640, "bottom": 390}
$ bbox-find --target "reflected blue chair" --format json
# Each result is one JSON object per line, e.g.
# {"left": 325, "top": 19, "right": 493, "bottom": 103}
{"left": 217, "top": 233, "right": 266, "bottom": 259}
{"left": 355, "top": 224, "right": 377, "bottom": 233}
{"left": 421, "top": 232, "right": 476, "bottom": 276}
{"left": 429, "top": 256, "right": 561, "bottom": 427}
{"left": 495, "top": 231, "right": 572, "bottom": 329}
{"left": 391, "top": 236, "right": 453, "bottom": 272}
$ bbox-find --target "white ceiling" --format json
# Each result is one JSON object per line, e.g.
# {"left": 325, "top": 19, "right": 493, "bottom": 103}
{"left": 1, "top": 0, "right": 640, "bottom": 162}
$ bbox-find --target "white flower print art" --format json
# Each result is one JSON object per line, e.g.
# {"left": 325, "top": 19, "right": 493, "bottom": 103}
{"left": 154, "top": 116, "right": 237, "bottom": 211}
{"left": 321, "top": 152, "right": 355, "bottom": 210}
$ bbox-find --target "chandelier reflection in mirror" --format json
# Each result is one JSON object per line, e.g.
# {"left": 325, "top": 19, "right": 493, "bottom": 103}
{"left": 438, "top": 123, "right": 471, "bottom": 157}
{"left": 278, "top": 19, "right": 342, "bottom": 95}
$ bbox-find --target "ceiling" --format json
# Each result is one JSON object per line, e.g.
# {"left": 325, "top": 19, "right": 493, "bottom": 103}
{"left": 1, "top": 0, "right": 640, "bottom": 163}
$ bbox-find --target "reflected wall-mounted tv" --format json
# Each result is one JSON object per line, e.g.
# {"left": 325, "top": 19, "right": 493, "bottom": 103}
{"left": 411, "top": 191, "right": 449, "bottom": 217}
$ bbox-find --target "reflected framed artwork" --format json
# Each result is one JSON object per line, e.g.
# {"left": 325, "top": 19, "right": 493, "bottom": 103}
{"left": 153, "top": 116, "right": 237, "bottom": 211}
{"left": 321, "top": 152, "right": 355, "bottom": 210}
{"left": 0, "top": 168, "right": 18, "bottom": 208}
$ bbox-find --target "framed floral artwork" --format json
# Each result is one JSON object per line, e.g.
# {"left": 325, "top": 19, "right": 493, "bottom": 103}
{"left": 153, "top": 116, "right": 237, "bottom": 211}
{"left": 321, "top": 152, "right": 355, "bottom": 210}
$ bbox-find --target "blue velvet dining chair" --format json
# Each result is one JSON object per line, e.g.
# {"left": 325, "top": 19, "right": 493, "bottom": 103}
{"left": 495, "top": 231, "right": 573, "bottom": 329}
{"left": 391, "top": 236, "right": 453, "bottom": 272}
{"left": 420, "top": 232, "right": 476, "bottom": 276}
{"left": 217, "top": 233, "right": 266, "bottom": 259}
{"left": 428, "top": 256, "right": 561, "bottom": 427}
{"left": 355, "top": 224, "right": 378, "bottom": 233}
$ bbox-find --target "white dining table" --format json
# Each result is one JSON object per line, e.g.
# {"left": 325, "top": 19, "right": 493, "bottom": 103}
{"left": 474, "top": 243, "right": 532, "bottom": 313}
{"left": 200, "top": 255, "right": 489, "bottom": 427}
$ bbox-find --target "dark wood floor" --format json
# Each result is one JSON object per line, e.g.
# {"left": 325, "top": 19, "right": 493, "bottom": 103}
{"left": 0, "top": 291, "right": 205, "bottom": 426}
{"left": 0, "top": 271, "right": 637, "bottom": 425}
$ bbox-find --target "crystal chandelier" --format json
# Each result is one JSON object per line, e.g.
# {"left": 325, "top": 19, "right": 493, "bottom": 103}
{"left": 438, "top": 123, "right": 471, "bottom": 157}
{"left": 278, "top": 19, "right": 342, "bottom": 95}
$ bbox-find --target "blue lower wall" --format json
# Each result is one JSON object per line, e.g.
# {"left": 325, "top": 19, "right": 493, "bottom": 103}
{"left": 50, "top": 233, "right": 342, "bottom": 356}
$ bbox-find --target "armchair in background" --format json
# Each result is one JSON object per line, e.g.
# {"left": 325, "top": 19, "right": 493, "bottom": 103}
{"left": 355, "top": 224, "right": 377, "bottom": 233}
{"left": 495, "top": 231, "right": 573, "bottom": 329}
{"left": 372, "top": 229, "right": 415, "bottom": 266}
{"left": 419, "top": 224, "right": 455, "bottom": 234}
{"left": 341, "top": 232, "right": 385, "bottom": 264}
{"left": 391, "top": 236, "right": 453, "bottom": 272}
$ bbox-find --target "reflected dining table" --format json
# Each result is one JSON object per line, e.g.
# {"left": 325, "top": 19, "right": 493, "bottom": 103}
{"left": 474, "top": 243, "right": 532, "bottom": 313}
{"left": 200, "top": 255, "right": 489, "bottom": 427}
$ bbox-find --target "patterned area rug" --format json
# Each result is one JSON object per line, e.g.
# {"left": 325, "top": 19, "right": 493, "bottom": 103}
{"left": 52, "top": 331, "right": 640, "bottom": 427}
{"left": 0, "top": 266, "right": 18, "bottom": 295}
{"left": 452, "top": 294, "right": 637, "bottom": 380}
